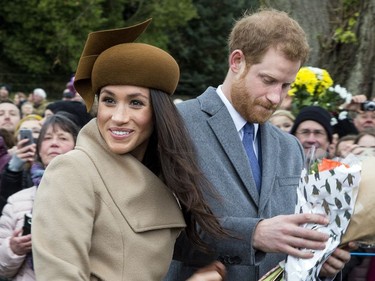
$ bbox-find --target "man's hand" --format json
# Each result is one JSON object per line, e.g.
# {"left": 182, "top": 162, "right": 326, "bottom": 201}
{"left": 342, "top": 94, "right": 367, "bottom": 111}
{"left": 253, "top": 214, "right": 329, "bottom": 259}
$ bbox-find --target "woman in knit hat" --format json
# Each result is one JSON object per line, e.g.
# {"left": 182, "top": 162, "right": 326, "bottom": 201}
{"left": 31, "top": 19, "right": 226, "bottom": 281}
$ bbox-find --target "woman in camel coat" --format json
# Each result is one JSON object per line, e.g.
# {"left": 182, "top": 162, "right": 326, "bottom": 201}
{"left": 31, "top": 19, "right": 226, "bottom": 281}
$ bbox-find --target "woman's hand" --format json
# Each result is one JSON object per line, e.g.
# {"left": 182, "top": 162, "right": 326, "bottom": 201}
{"left": 319, "top": 241, "right": 357, "bottom": 278}
{"left": 9, "top": 228, "right": 32, "bottom": 256}
{"left": 186, "top": 261, "right": 226, "bottom": 281}
{"left": 15, "top": 138, "right": 36, "bottom": 163}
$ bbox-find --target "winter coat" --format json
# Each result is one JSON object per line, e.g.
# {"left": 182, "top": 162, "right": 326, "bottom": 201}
{"left": 32, "top": 119, "right": 186, "bottom": 281}
{"left": 0, "top": 187, "right": 36, "bottom": 281}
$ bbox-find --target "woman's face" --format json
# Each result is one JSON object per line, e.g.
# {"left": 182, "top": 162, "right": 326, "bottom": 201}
{"left": 357, "top": 134, "right": 375, "bottom": 147}
{"left": 19, "top": 119, "right": 42, "bottom": 141}
{"left": 39, "top": 125, "right": 75, "bottom": 167}
{"left": 97, "top": 85, "right": 153, "bottom": 160}
{"left": 269, "top": 115, "right": 294, "bottom": 132}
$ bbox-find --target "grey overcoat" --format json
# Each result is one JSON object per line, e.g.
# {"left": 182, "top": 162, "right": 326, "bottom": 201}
{"left": 165, "top": 87, "right": 305, "bottom": 280}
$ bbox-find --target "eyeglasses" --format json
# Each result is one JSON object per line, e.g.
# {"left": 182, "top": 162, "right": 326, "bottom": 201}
{"left": 296, "top": 129, "right": 327, "bottom": 138}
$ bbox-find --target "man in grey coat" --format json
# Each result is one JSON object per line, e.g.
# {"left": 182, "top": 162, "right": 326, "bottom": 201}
{"left": 164, "top": 9, "right": 352, "bottom": 281}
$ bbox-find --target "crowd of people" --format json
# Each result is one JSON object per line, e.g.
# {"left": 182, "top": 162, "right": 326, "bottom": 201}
{"left": 0, "top": 7, "right": 373, "bottom": 281}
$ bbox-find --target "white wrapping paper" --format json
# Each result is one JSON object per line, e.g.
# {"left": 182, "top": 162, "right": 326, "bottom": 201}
{"left": 284, "top": 155, "right": 361, "bottom": 281}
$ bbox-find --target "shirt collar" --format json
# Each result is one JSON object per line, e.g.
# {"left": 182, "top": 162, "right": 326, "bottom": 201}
{"left": 217, "top": 85, "right": 259, "bottom": 140}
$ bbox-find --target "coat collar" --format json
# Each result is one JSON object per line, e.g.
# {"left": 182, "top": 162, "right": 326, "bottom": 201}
{"left": 76, "top": 119, "right": 186, "bottom": 232}
{"left": 197, "top": 87, "right": 279, "bottom": 207}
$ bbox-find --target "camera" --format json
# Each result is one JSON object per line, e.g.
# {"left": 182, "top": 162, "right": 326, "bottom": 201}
{"left": 360, "top": 101, "right": 375, "bottom": 111}
{"left": 23, "top": 213, "right": 32, "bottom": 235}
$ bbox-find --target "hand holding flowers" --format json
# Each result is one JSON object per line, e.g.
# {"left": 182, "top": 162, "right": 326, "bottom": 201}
{"left": 284, "top": 153, "right": 361, "bottom": 281}
{"left": 259, "top": 151, "right": 362, "bottom": 281}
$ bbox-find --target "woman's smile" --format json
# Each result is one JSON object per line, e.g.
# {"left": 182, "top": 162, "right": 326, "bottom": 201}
{"left": 97, "top": 85, "right": 154, "bottom": 160}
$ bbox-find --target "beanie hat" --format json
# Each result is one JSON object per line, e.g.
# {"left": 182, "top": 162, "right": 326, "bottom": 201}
{"left": 290, "top": 106, "right": 333, "bottom": 143}
{"left": 33, "top": 88, "right": 47, "bottom": 99}
{"left": 74, "top": 18, "right": 180, "bottom": 111}
{"left": 46, "top": 100, "right": 93, "bottom": 128}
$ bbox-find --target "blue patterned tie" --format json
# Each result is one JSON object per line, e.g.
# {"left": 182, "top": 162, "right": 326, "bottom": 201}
{"left": 242, "top": 123, "right": 261, "bottom": 192}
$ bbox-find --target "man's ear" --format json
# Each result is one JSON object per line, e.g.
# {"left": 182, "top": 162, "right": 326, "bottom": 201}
{"left": 229, "top": 49, "right": 245, "bottom": 74}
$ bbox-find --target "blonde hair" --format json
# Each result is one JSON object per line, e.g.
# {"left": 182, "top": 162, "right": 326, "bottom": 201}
{"left": 14, "top": 114, "right": 43, "bottom": 138}
{"left": 271, "top": 109, "right": 295, "bottom": 121}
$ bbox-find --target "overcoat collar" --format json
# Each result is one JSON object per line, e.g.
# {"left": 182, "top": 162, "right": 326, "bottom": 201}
{"left": 197, "top": 87, "right": 279, "bottom": 209}
{"left": 75, "top": 119, "right": 186, "bottom": 232}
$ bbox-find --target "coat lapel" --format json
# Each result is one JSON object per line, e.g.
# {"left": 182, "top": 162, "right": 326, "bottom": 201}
{"left": 258, "top": 123, "right": 279, "bottom": 213}
{"left": 198, "top": 88, "right": 260, "bottom": 205}
{"left": 76, "top": 120, "right": 186, "bottom": 232}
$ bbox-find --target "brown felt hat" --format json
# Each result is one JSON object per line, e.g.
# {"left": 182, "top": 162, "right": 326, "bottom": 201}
{"left": 74, "top": 19, "right": 180, "bottom": 111}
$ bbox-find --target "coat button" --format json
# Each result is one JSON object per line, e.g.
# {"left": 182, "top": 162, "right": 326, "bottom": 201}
{"left": 217, "top": 255, "right": 242, "bottom": 265}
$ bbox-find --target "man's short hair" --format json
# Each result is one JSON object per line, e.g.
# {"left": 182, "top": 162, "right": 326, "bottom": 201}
{"left": 228, "top": 8, "right": 310, "bottom": 66}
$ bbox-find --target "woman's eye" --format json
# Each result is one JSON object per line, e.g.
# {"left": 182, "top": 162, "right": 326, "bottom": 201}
{"left": 130, "top": 100, "right": 144, "bottom": 107}
{"left": 102, "top": 96, "right": 115, "bottom": 104}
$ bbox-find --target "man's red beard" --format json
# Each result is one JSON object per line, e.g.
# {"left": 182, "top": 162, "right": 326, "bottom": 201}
{"left": 231, "top": 79, "right": 278, "bottom": 124}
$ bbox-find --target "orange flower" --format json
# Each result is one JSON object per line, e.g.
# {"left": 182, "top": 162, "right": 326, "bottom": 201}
{"left": 318, "top": 158, "right": 349, "bottom": 172}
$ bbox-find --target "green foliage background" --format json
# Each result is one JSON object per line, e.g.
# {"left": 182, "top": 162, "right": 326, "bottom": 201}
{"left": 0, "top": 0, "right": 258, "bottom": 99}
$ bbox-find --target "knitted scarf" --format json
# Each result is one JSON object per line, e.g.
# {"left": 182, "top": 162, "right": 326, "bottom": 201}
{"left": 30, "top": 162, "right": 45, "bottom": 187}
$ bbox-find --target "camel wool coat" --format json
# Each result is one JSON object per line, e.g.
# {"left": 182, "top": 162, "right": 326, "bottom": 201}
{"left": 32, "top": 119, "right": 186, "bottom": 281}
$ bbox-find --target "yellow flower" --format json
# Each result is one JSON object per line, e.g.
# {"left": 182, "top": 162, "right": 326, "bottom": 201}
{"left": 289, "top": 66, "right": 344, "bottom": 115}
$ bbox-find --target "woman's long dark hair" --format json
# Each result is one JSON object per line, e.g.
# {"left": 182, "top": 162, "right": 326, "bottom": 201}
{"left": 142, "top": 89, "right": 228, "bottom": 250}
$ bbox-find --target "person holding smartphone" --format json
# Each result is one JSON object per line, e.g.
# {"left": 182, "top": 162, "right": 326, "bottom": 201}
{"left": 0, "top": 113, "right": 79, "bottom": 281}
{"left": 0, "top": 115, "right": 42, "bottom": 212}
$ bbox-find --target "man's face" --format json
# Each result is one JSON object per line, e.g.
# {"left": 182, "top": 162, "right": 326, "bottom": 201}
{"left": 294, "top": 120, "right": 330, "bottom": 158}
{"left": 0, "top": 103, "right": 21, "bottom": 133}
{"left": 353, "top": 111, "right": 375, "bottom": 132}
{"left": 33, "top": 94, "right": 44, "bottom": 105}
{"left": 228, "top": 47, "right": 301, "bottom": 124}
{"left": 0, "top": 88, "right": 9, "bottom": 100}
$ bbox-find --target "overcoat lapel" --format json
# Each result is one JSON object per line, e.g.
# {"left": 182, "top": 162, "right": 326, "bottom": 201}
{"left": 76, "top": 119, "right": 186, "bottom": 232}
{"left": 258, "top": 123, "right": 279, "bottom": 213}
{"left": 198, "top": 88, "right": 260, "bottom": 205}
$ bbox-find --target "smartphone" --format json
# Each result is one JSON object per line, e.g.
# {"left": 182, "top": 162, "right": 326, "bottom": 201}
{"left": 23, "top": 213, "right": 32, "bottom": 235}
{"left": 19, "top": 129, "right": 33, "bottom": 146}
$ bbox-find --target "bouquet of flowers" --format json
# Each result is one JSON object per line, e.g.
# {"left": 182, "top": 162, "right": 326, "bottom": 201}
{"left": 259, "top": 149, "right": 362, "bottom": 281}
{"left": 284, "top": 153, "right": 361, "bottom": 281}
{"left": 288, "top": 66, "right": 352, "bottom": 116}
